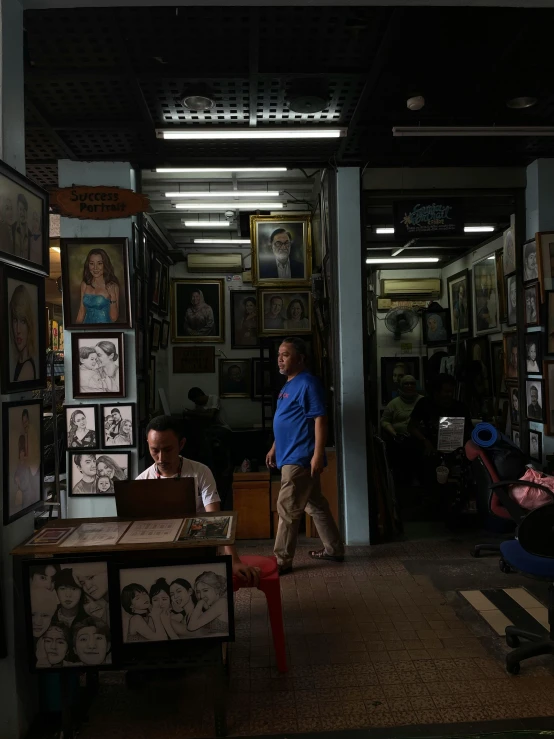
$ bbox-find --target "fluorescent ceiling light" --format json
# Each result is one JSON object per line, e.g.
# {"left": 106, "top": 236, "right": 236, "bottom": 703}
{"left": 166, "top": 191, "right": 280, "bottom": 198}
{"left": 175, "top": 202, "right": 283, "bottom": 210}
{"left": 375, "top": 227, "right": 395, "bottom": 234}
{"left": 464, "top": 226, "right": 495, "bottom": 233}
{"left": 194, "top": 239, "right": 251, "bottom": 244}
{"left": 182, "top": 220, "right": 230, "bottom": 227}
{"left": 391, "top": 248, "right": 405, "bottom": 257}
{"left": 156, "top": 167, "right": 288, "bottom": 173}
{"left": 158, "top": 128, "right": 346, "bottom": 140}
{"left": 366, "top": 257, "right": 440, "bottom": 264}
{"left": 487, "top": 255, "right": 496, "bottom": 260}
{"left": 393, "top": 126, "right": 554, "bottom": 137}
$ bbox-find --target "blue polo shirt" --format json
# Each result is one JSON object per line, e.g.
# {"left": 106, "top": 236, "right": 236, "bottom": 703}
{"left": 273, "top": 371, "right": 326, "bottom": 469}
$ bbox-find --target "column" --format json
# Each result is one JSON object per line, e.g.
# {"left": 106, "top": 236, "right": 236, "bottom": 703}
{"left": 335, "top": 167, "right": 370, "bottom": 545}
{"left": 58, "top": 160, "right": 137, "bottom": 518}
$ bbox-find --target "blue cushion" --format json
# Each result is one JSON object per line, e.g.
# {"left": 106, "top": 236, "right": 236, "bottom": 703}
{"left": 501, "top": 540, "right": 554, "bottom": 579}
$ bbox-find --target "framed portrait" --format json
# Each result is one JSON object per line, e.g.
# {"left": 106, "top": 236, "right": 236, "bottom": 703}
{"left": 0, "top": 159, "right": 49, "bottom": 274}
{"left": 60, "top": 238, "right": 132, "bottom": 330}
{"left": 508, "top": 384, "right": 520, "bottom": 426}
{"left": 422, "top": 308, "right": 450, "bottom": 346}
{"left": 150, "top": 317, "right": 161, "bottom": 352}
{"left": 151, "top": 255, "right": 162, "bottom": 308}
{"left": 380, "top": 356, "right": 420, "bottom": 405}
{"left": 496, "top": 250, "right": 507, "bottom": 324}
{"left": 538, "top": 231, "right": 554, "bottom": 290}
{"left": 100, "top": 404, "right": 136, "bottom": 448}
{"left": 490, "top": 340, "right": 507, "bottom": 397}
{"left": 160, "top": 320, "right": 169, "bottom": 350}
{"left": 2, "top": 399, "right": 43, "bottom": 525}
{"left": 525, "top": 334, "right": 542, "bottom": 375}
{"left": 230, "top": 290, "right": 259, "bottom": 349}
{"left": 68, "top": 451, "right": 130, "bottom": 496}
{"left": 544, "top": 360, "right": 554, "bottom": 435}
{"left": 219, "top": 359, "right": 250, "bottom": 398}
{"left": 547, "top": 292, "right": 554, "bottom": 355}
{"left": 512, "top": 428, "right": 520, "bottom": 447}
{"left": 472, "top": 254, "right": 500, "bottom": 336}
{"left": 250, "top": 214, "right": 312, "bottom": 287}
{"left": 259, "top": 289, "right": 312, "bottom": 335}
{"left": 251, "top": 358, "right": 286, "bottom": 400}
{"left": 529, "top": 429, "right": 543, "bottom": 464}
{"left": 525, "top": 379, "right": 545, "bottom": 423}
{"left": 523, "top": 237, "right": 539, "bottom": 284}
{"left": 71, "top": 332, "right": 125, "bottom": 399}
{"left": 24, "top": 559, "right": 112, "bottom": 671}
{"left": 447, "top": 269, "right": 471, "bottom": 337}
{"left": 506, "top": 274, "right": 517, "bottom": 327}
{"left": 503, "top": 225, "right": 516, "bottom": 276}
{"left": 65, "top": 405, "right": 99, "bottom": 450}
{"left": 171, "top": 279, "right": 224, "bottom": 343}
{"left": 114, "top": 557, "right": 234, "bottom": 650}
{"left": 525, "top": 284, "right": 540, "bottom": 327}
{"left": 159, "top": 263, "right": 169, "bottom": 314}
{"left": 503, "top": 333, "right": 519, "bottom": 381}
{"left": 0, "top": 263, "right": 46, "bottom": 394}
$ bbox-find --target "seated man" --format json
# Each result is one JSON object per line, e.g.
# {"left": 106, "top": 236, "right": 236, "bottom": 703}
{"left": 136, "top": 415, "right": 258, "bottom": 585}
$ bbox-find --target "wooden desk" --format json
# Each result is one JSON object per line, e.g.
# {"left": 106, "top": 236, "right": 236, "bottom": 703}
{"left": 232, "top": 470, "right": 271, "bottom": 539}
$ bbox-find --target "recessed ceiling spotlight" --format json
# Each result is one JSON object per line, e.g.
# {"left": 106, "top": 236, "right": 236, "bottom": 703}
{"left": 286, "top": 78, "right": 330, "bottom": 114}
{"left": 507, "top": 96, "right": 538, "bottom": 110}
{"left": 180, "top": 83, "right": 215, "bottom": 111}
{"left": 407, "top": 95, "right": 425, "bottom": 111}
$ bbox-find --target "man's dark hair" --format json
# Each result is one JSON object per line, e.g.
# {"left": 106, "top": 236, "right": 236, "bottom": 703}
{"left": 146, "top": 414, "right": 185, "bottom": 441}
{"left": 53, "top": 567, "right": 80, "bottom": 592}
{"left": 111, "top": 408, "right": 121, "bottom": 415}
{"left": 73, "top": 453, "right": 95, "bottom": 469}
{"left": 72, "top": 617, "right": 110, "bottom": 647}
{"left": 433, "top": 373, "right": 456, "bottom": 394}
{"left": 188, "top": 387, "right": 205, "bottom": 402}
{"left": 269, "top": 228, "right": 292, "bottom": 243}
{"left": 281, "top": 337, "right": 308, "bottom": 359}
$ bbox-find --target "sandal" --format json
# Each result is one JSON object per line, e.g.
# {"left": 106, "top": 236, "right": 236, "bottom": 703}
{"left": 309, "top": 549, "right": 344, "bottom": 563}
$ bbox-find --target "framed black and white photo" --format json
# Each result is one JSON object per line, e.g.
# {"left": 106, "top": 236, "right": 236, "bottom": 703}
{"left": 508, "top": 384, "right": 520, "bottom": 426}
{"left": 1, "top": 263, "right": 46, "bottom": 394}
{"left": 503, "top": 225, "right": 516, "bottom": 276}
{"left": 473, "top": 253, "right": 500, "bottom": 336}
{"left": 24, "top": 559, "right": 112, "bottom": 671}
{"left": 100, "top": 404, "right": 135, "bottom": 448}
{"left": 0, "top": 158, "right": 49, "bottom": 274}
{"left": 71, "top": 332, "right": 125, "bottom": 399}
{"left": 504, "top": 332, "right": 519, "bottom": 381}
{"left": 529, "top": 429, "right": 543, "bottom": 464}
{"left": 525, "top": 379, "right": 545, "bottom": 423}
{"left": 525, "top": 284, "right": 540, "bottom": 327}
{"left": 447, "top": 269, "right": 471, "bottom": 338}
{"left": 230, "top": 290, "right": 259, "bottom": 349}
{"left": 171, "top": 279, "right": 225, "bottom": 343}
{"left": 525, "top": 335, "right": 542, "bottom": 374}
{"left": 422, "top": 308, "right": 450, "bottom": 346}
{"left": 506, "top": 274, "right": 517, "bottom": 327}
{"left": 538, "top": 231, "right": 554, "bottom": 293}
{"left": 381, "top": 357, "right": 420, "bottom": 405}
{"left": 2, "top": 399, "right": 43, "bottom": 525}
{"left": 68, "top": 451, "right": 130, "bottom": 496}
{"left": 60, "top": 238, "right": 132, "bottom": 329}
{"left": 150, "top": 317, "right": 161, "bottom": 352}
{"left": 160, "top": 320, "right": 169, "bottom": 350}
{"left": 219, "top": 359, "right": 250, "bottom": 398}
{"left": 259, "top": 289, "right": 312, "bottom": 335}
{"left": 251, "top": 214, "right": 312, "bottom": 287}
{"left": 512, "top": 428, "right": 520, "bottom": 447}
{"left": 523, "top": 237, "right": 539, "bottom": 284}
{"left": 65, "top": 405, "right": 98, "bottom": 450}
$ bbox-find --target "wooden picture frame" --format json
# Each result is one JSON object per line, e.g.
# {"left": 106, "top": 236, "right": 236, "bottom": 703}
{"left": 506, "top": 274, "right": 517, "bottom": 327}
{"left": 524, "top": 283, "right": 540, "bottom": 327}
{"left": 503, "top": 225, "right": 516, "bottom": 276}
{"left": 546, "top": 292, "right": 554, "bottom": 355}
{"left": 503, "top": 332, "right": 519, "bottom": 381}
{"left": 171, "top": 279, "right": 225, "bottom": 343}
{"left": 219, "top": 358, "right": 250, "bottom": 398}
{"left": 538, "top": 231, "right": 554, "bottom": 301}
{"left": 544, "top": 359, "right": 554, "bottom": 435}
{"left": 473, "top": 253, "right": 500, "bottom": 336}
{"left": 447, "top": 268, "right": 471, "bottom": 338}
{"left": 525, "top": 378, "right": 545, "bottom": 423}
{"left": 258, "top": 288, "right": 312, "bottom": 335}
{"left": 230, "top": 289, "right": 259, "bottom": 349}
{"left": 100, "top": 403, "right": 136, "bottom": 448}
{"left": 65, "top": 405, "right": 99, "bottom": 450}
{"left": 529, "top": 429, "right": 543, "bottom": 464}
{"left": 422, "top": 308, "right": 450, "bottom": 346}
{"left": 523, "top": 237, "right": 540, "bottom": 285}
{"left": 250, "top": 214, "right": 312, "bottom": 288}
{"left": 71, "top": 332, "right": 126, "bottom": 399}
{"left": 68, "top": 450, "right": 131, "bottom": 496}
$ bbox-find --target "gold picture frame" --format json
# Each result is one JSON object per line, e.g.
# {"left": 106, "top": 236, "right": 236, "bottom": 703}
{"left": 258, "top": 288, "right": 312, "bottom": 336}
{"left": 250, "top": 214, "right": 312, "bottom": 287}
{"left": 170, "top": 279, "right": 225, "bottom": 343}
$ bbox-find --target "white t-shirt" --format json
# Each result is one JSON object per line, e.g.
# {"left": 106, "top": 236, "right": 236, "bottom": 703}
{"left": 135, "top": 456, "right": 221, "bottom": 513}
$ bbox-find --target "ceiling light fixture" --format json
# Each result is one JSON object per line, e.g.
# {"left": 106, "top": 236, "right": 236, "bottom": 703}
{"left": 194, "top": 239, "right": 251, "bottom": 244}
{"left": 393, "top": 126, "right": 554, "bottom": 137}
{"left": 507, "top": 96, "right": 538, "bottom": 109}
{"left": 375, "top": 227, "right": 395, "bottom": 234}
{"left": 366, "top": 257, "right": 440, "bottom": 264}
{"left": 174, "top": 202, "right": 284, "bottom": 210}
{"left": 156, "top": 167, "right": 288, "bottom": 173}
{"left": 407, "top": 95, "right": 425, "bottom": 111}
{"left": 464, "top": 226, "right": 495, "bottom": 233}
{"left": 157, "top": 128, "right": 346, "bottom": 140}
{"left": 182, "top": 220, "right": 230, "bottom": 227}
{"left": 391, "top": 247, "right": 405, "bottom": 257}
{"left": 166, "top": 191, "right": 280, "bottom": 198}
{"left": 180, "top": 83, "right": 215, "bottom": 111}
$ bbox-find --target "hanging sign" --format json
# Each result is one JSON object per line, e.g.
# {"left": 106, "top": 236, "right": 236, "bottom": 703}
{"left": 393, "top": 199, "right": 463, "bottom": 237}
{"left": 50, "top": 186, "right": 150, "bottom": 220}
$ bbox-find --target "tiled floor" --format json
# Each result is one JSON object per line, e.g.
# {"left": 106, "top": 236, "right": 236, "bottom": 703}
{"left": 38, "top": 536, "right": 554, "bottom": 737}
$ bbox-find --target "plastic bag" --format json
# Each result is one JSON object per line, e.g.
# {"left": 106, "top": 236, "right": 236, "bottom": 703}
{"left": 510, "top": 468, "right": 554, "bottom": 510}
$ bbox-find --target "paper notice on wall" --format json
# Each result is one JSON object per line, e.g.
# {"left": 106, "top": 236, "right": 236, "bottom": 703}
{"left": 437, "top": 417, "right": 465, "bottom": 452}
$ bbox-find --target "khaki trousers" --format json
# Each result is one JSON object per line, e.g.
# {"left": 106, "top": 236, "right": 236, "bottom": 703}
{"left": 274, "top": 464, "right": 344, "bottom": 568}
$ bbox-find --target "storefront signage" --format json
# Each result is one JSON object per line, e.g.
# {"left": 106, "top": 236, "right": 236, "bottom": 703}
{"left": 173, "top": 347, "right": 216, "bottom": 374}
{"left": 50, "top": 186, "right": 150, "bottom": 220}
{"left": 393, "top": 199, "right": 463, "bottom": 237}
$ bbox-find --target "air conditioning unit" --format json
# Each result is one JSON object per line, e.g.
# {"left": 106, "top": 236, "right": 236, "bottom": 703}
{"left": 187, "top": 253, "right": 243, "bottom": 273}
{"left": 381, "top": 278, "right": 441, "bottom": 299}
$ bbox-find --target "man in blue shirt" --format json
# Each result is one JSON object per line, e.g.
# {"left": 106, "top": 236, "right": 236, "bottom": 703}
{"left": 266, "top": 337, "right": 344, "bottom": 575}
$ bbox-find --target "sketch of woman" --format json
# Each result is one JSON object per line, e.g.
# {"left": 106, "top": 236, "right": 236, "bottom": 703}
{"left": 75, "top": 249, "right": 120, "bottom": 324}
{"left": 168, "top": 578, "right": 198, "bottom": 638}
{"left": 284, "top": 299, "right": 309, "bottom": 330}
{"left": 150, "top": 579, "right": 180, "bottom": 640}
{"left": 184, "top": 290, "right": 215, "bottom": 336}
{"left": 96, "top": 455, "right": 127, "bottom": 482}
{"left": 95, "top": 340, "right": 119, "bottom": 392}
{"left": 527, "top": 341, "right": 540, "bottom": 373}
{"left": 109, "top": 419, "right": 132, "bottom": 446}
{"left": 78, "top": 347, "right": 107, "bottom": 393}
{"left": 121, "top": 583, "right": 167, "bottom": 641}
{"left": 10, "top": 283, "right": 37, "bottom": 382}
{"left": 68, "top": 410, "right": 96, "bottom": 448}
{"left": 237, "top": 296, "right": 257, "bottom": 345}
{"left": 188, "top": 571, "right": 228, "bottom": 634}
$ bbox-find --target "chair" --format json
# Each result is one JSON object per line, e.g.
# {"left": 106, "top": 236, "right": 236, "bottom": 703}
{"left": 232, "top": 555, "right": 287, "bottom": 673}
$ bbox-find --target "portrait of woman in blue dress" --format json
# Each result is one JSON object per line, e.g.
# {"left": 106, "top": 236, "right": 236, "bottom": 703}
{"left": 75, "top": 249, "right": 120, "bottom": 324}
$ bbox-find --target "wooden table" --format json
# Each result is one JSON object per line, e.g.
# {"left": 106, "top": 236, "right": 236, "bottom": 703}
{"left": 232, "top": 470, "right": 271, "bottom": 539}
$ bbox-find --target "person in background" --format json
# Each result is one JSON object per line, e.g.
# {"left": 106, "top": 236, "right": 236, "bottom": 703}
{"left": 381, "top": 375, "right": 422, "bottom": 484}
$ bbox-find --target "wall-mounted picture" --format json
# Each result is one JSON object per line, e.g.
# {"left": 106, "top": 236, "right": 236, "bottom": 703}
{"left": 250, "top": 215, "right": 312, "bottom": 287}
{"left": 547, "top": 292, "right": 554, "bottom": 355}
{"left": 503, "top": 225, "right": 516, "bottom": 276}
{"left": 117, "top": 559, "right": 233, "bottom": 643}
{"left": 503, "top": 333, "right": 519, "bottom": 381}
{"left": 259, "top": 289, "right": 312, "bottom": 335}
{"left": 523, "top": 237, "right": 539, "bottom": 284}
{"left": 150, "top": 317, "right": 161, "bottom": 352}
{"left": 381, "top": 357, "right": 420, "bottom": 405}
{"left": 422, "top": 308, "right": 450, "bottom": 346}
{"left": 2, "top": 400, "right": 43, "bottom": 525}
{"left": 529, "top": 429, "right": 543, "bottom": 464}
{"left": 72, "top": 332, "right": 125, "bottom": 399}
{"left": 506, "top": 274, "right": 517, "bottom": 327}
{"left": 171, "top": 279, "right": 224, "bottom": 343}
{"left": 101, "top": 404, "right": 135, "bottom": 448}
{"left": 230, "top": 290, "right": 259, "bottom": 349}
{"left": 0, "top": 158, "right": 49, "bottom": 274}
{"left": 69, "top": 451, "right": 130, "bottom": 496}
{"left": 538, "top": 231, "right": 554, "bottom": 291}
{"left": 525, "top": 284, "right": 540, "bottom": 327}
{"left": 544, "top": 360, "right": 554, "bottom": 435}
{"left": 251, "top": 358, "right": 286, "bottom": 400}
{"left": 508, "top": 385, "right": 520, "bottom": 426}
{"left": 490, "top": 340, "right": 506, "bottom": 397}
{"left": 1, "top": 263, "right": 46, "bottom": 394}
{"left": 525, "top": 335, "right": 542, "bottom": 374}
{"left": 473, "top": 254, "right": 499, "bottom": 336}
{"left": 525, "top": 379, "right": 545, "bottom": 423}
{"left": 447, "top": 269, "right": 471, "bottom": 337}
{"left": 25, "top": 560, "right": 111, "bottom": 670}
{"left": 219, "top": 359, "right": 250, "bottom": 398}
{"left": 60, "top": 238, "right": 132, "bottom": 329}
{"left": 512, "top": 428, "right": 520, "bottom": 447}
{"left": 160, "top": 320, "right": 169, "bottom": 350}
{"left": 65, "top": 405, "right": 98, "bottom": 449}
{"left": 159, "top": 263, "right": 169, "bottom": 314}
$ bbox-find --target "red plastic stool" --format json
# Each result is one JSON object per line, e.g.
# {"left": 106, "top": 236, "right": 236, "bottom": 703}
{"left": 232, "top": 555, "right": 287, "bottom": 673}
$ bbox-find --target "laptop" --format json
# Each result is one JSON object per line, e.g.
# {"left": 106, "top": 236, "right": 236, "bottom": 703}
{"left": 114, "top": 478, "right": 196, "bottom": 518}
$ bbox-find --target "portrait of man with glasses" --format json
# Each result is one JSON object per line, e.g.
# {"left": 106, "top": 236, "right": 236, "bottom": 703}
{"left": 259, "top": 226, "right": 306, "bottom": 280}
